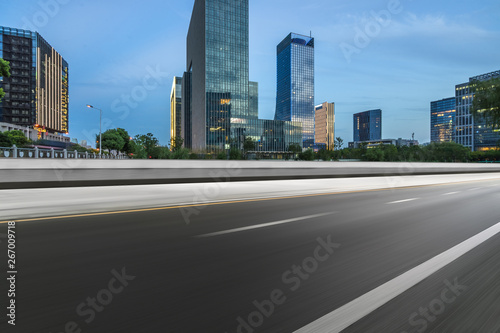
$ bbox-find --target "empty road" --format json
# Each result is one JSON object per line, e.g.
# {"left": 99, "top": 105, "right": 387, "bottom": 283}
{"left": 1, "top": 174, "right": 500, "bottom": 332}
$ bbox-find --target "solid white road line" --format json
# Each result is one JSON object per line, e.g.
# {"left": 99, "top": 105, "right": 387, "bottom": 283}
{"left": 196, "top": 212, "right": 336, "bottom": 238}
{"left": 294, "top": 221, "right": 500, "bottom": 333}
{"left": 443, "top": 192, "right": 459, "bottom": 196}
{"left": 386, "top": 198, "right": 419, "bottom": 204}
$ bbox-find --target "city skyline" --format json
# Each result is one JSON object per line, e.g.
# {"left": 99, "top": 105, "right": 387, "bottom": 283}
{"left": 1, "top": 0, "right": 499, "bottom": 147}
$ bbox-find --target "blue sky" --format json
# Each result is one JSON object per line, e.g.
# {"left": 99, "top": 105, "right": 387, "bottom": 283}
{"left": 1, "top": 0, "right": 499, "bottom": 147}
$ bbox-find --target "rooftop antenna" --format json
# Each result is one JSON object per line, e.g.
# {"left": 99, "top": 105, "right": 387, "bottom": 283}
{"left": 310, "top": 30, "right": 312, "bottom": 38}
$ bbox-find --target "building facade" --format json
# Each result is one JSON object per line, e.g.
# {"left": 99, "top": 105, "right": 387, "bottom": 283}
{"left": 249, "top": 81, "right": 258, "bottom": 119}
{"left": 349, "top": 138, "right": 418, "bottom": 149}
{"left": 455, "top": 70, "right": 500, "bottom": 151}
{"left": 275, "top": 33, "right": 315, "bottom": 149}
{"left": 353, "top": 109, "right": 381, "bottom": 142}
{"left": 0, "top": 26, "right": 68, "bottom": 135}
{"left": 182, "top": 0, "right": 302, "bottom": 154}
{"left": 170, "top": 76, "right": 182, "bottom": 141}
{"left": 184, "top": 0, "right": 249, "bottom": 152}
{"left": 315, "top": 102, "right": 335, "bottom": 150}
{"left": 431, "top": 97, "right": 455, "bottom": 143}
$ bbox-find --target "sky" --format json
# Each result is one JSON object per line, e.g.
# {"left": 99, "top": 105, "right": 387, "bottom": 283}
{"left": 1, "top": 0, "right": 500, "bottom": 147}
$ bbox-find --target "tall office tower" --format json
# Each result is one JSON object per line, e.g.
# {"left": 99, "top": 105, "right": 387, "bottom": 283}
{"left": 184, "top": 0, "right": 249, "bottom": 152}
{"left": 183, "top": 0, "right": 302, "bottom": 154}
{"left": 431, "top": 97, "right": 455, "bottom": 143}
{"left": 353, "top": 109, "right": 382, "bottom": 142}
{"left": 170, "top": 76, "right": 182, "bottom": 141}
{"left": 315, "top": 102, "right": 335, "bottom": 150}
{"left": 275, "top": 33, "right": 315, "bottom": 149}
{"left": 0, "top": 26, "right": 69, "bottom": 135}
{"left": 455, "top": 70, "right": 500, "bottom": 151}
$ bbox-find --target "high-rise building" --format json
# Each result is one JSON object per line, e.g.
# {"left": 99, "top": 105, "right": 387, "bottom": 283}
{"left": 353, "top": 109, "right": 382, "bottom": 142}
{"left": 170, "top": 76, "right": 182, "bottom": 141}
{"left": 184, "top": 0, "right": 249, "bottom": 152}
{"left": 315, "top": 102, "right": 335, "bottom": 150}
{"left": 275, "top": 33, "right": 315, "bottom": 149}
{"left": 455, "top": 70, "right": 500, "bottom": 151}
{"left": 0, "top": 26, "right": 68, "bottom": 135}
{"left": 183, "top": 0, "right": 302, "bottom": 154}
{"left": 431, "top": 97, "right": 455, "bottom": 143}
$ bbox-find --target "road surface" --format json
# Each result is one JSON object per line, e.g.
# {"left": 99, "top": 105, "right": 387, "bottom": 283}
{"left": 1, "top": 175, "right": 500, "bottom": 332}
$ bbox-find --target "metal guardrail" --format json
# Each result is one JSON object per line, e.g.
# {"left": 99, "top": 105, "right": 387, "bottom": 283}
{"left": 0, "top": 145, "right": 128, "bottom": 159}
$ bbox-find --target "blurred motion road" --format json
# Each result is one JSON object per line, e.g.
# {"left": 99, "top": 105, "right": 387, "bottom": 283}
{"left": 1, "top": 174, "right": 500, "bottom": 332}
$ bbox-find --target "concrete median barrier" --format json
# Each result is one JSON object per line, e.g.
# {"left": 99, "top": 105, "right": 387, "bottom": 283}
{"left": 1, "top": 159, "right": 500, "bottom": 189}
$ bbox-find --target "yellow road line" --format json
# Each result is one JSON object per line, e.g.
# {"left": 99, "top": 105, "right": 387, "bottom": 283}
{"left": 1, "top": 177, "right": 499, "bottom": 224}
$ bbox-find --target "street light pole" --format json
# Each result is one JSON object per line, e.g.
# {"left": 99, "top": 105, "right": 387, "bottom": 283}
{"left": 87, "top": 104, "right": 102, "bottom": 159}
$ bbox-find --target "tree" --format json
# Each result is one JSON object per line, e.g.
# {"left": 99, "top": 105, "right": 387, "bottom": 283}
{"left": 365, "top": 147, "right": 385, "bottom": 161}
{"left": 299, "top": 149, "right": 315, "bottom": 161}
{"left": 288, "top": 143, "right": 302, "bottom": 153}
{"left": 98, "top": 130, "right": 125, "bottom": 152}
{"left": 133, "top": 133, "right": 159, "bottom": 158}
{"left": 216, "top": 151, "right": 227, "bottom": 160}
{"left": 243, "top": 137, "right": 256, "bottom": 159}
{"left": 288, "top": 143, "right": 302, "bottom": 160}
{"left": 334, "top": 137, "right": 344, "bottom": 150}
{"left": 150, "top": 146, "right": 171, "bottom": 159}
{"left": 317, "top": 148, "right": 333, "bottom": 161}
{"left": 116, "top": 128, "right": 132, "bottom": 153}
{"left": 472, "top": 77, "right": 500, "bottom": 129}
{"left": 0, "top": 132, "right": 13, "bottom": 147}
{"left": 0, "top": 58, "right": 11, "bottom": 103}
{"left": 170, "top": 136, "right": 184, "bottom": 152}
{"left": 381, "top": 144, "right": 398, "bottom": 161}
{"left": 5, "top": 130, "right": 30, "bottom": 147}
{"left": 229, "top": 148, "right": 243, "bottom": 160}
{"left": 70, "top": 144, "right": 90, "bottom": 153}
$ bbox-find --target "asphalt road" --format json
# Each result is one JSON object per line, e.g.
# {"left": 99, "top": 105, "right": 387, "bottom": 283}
{"left": 1, "top": 177, "right": 500, "bottom": 332}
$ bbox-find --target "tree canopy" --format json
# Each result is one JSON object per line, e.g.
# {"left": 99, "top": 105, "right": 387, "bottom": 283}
{"left": 0, "top": 58, "right": 11, "bottom": 103}
{"left": 0, "top": 132, "right": 12, "bottom": 147}
{"left": 472, "top": 77, "right": 500, "bottom": 129}
{"left": 334, "top": 137, "right": 344, "bottom": 150}
{"left": 133, "top": 133, "right": 159, "bottom": 158}
{"left": 4, "top": 130, "right": 30, "bottom": 147}
{"left": 97, "top": 128, "right": 132, "bottom": 153}
{"left": 170, "top": 136, "right": 184, "bottom": 152}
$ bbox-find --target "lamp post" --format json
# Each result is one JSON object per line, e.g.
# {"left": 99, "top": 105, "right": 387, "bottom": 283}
{"left": 87, "top": 104, "right": 102, "bottom": 158}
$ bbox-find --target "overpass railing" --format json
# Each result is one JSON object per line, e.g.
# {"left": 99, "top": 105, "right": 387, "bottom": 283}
{"left": 0, "top": 145, "right": 128, "bottom": 159}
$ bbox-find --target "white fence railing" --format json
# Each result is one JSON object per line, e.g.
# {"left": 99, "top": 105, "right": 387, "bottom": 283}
{"left": 0, "top": 145, "right": 128, "bottom": 159}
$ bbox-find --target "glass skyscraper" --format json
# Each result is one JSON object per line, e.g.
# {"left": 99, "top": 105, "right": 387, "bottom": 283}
{"left": 455, "top": 70, "right": 500, "bottom": 151}
{"left": 275, "top": 33, "right": 315, "bottom": 149}
{"left": 0, "top": 26, "right": 68, "bottom": 134}
{"left": 431, "top": 97, "right": 455, "bottom": 143}
{"left": 353, "top": 109, "right": 382, "bottom": 142}
{"left": 185, "top": 0, "right": 249, "bottom": 152}
{"left": 183, "top": 0, "right": 302, "bottom": 154}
